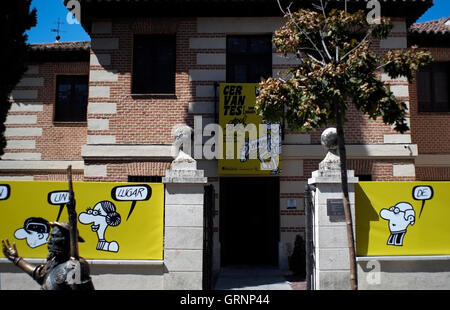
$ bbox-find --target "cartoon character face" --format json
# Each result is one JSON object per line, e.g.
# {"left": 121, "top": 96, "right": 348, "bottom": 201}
{"left": 380, "top": 202, "right": 415, "bottom": 233}
{"left": 78, "top": 201, "right": 121, "bottom": 252}
{"left": 14, "top": 217, "right": 50, "bottom": 248}
{"left": 79, "top": 203, "right": 107, "bottom": 239}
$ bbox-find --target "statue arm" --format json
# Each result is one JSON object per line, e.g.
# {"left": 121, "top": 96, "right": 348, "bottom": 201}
{"left": 14, "top": 257, "right": 38, "bottom": 277}
{"left": 2, "top": 239, "right": 38, "bottom": 278}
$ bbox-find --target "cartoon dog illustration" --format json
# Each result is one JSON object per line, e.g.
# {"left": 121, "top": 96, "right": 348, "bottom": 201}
{"left": 380, "top": 202, "right": 415, "bottom": 246}
{"left": 239, "top": 123, "right": 281, "bottom": 174}
{"left": 78, "top": 201, "right": 121, "bottom": 252}
{"left": 14, "top": 217, "right": 50, "bottom": 248}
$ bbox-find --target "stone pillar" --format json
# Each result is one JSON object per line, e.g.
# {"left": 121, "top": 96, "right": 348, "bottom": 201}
{"left": 162, "top": 125, "right": 207, "bottom": 290}
{"left": 308, "top": 128, "right": 359, "bottom": 290}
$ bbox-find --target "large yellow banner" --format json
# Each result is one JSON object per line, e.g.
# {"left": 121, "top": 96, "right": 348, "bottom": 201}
{"left": 356, "top": 182, "right": 450, "bottom": 256}
{"left": 0, "top": 181, "right": 164, "bottom": 260}
{"left": 218, "top": 83, "right": 281, "bottom": 175}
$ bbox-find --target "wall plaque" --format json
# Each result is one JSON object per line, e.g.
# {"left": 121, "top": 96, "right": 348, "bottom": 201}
{"left": 327, "top": 199, "right": 345, "bottom": 216}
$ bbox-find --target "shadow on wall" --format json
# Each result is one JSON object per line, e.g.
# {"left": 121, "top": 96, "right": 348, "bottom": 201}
{"left": 355, "top": 184, "right": 380, "bottom": 257}
{"left": 288, "top": 234, "right": 306, "bottom": 279}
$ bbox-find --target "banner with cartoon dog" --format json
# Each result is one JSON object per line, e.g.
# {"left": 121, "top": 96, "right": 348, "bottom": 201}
{"left": 218, "top": 83, "right": 281, "bottom": 175}
{"left": 356, "top": 182, "right": 450, "bottom": 256}
{"left": 0, "top": 181, "right": 164, "bottom": 260}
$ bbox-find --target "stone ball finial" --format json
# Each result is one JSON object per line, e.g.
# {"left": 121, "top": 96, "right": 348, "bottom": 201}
{"left": 321, "top": 127, "right": 338, "bottom": 151}
{"left": 319, "top": 127, "right": 340, "bottom": 172}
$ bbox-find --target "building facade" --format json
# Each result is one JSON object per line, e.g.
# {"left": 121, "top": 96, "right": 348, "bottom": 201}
{"left": 2, "top": 0, "right": 449, "bottom": 289}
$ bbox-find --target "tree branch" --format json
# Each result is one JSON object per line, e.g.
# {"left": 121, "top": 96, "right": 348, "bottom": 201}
{"left": 319, "top": 0, "right": 327, "bottom": 19}
{"left": 339, "top": 32, "right": 371, "bottom": 62}
{"left": 376, "top": 60, "right": 393, "bottom": 71}
{"left": 285, "top": 5, "right": 327, "bottom": 64}
{"left": 276, "top": 0, "right": 286, "bottom": 15}
{"left": 307, "top": 53, "right": 326, "bottom": 66}
{"left": 320, "top": 35, "right": 333, "bottom": 62}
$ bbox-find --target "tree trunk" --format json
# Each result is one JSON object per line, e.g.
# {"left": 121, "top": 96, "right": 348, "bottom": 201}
{"left": 335, "top": 103, "right": 358, "bottom": 290}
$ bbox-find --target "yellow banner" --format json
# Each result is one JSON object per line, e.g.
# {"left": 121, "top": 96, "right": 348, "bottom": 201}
{"left": 0, "top": 181, "right": 164, "bottom": 260}
{"left": 218, "top": 83, "right": 281, "bottom": 175}
{"left": 356, "top": 182, "right": 450, "bottom": 256}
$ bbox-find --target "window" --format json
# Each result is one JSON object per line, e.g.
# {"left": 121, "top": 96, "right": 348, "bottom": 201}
{"left": 128, "top": 176, "right": 162, "bottom": 183}
{"left": 132, "top": 35, "right": 176, "bottom": 94}
{"left": 417, "top": 62, "right": 450, "bottom": 113}
{"left": 226, "top": 35, "right": 272, "bottom": 83}
{"left": 54, "top": 75, "right": 88, "bottom": 122}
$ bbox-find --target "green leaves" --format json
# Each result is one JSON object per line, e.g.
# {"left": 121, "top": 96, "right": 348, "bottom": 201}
{"left": 369, "top": 18, "right": 394, "bottom": 40}
{"left": 383, "top": 46, "right": 434, "bottom": 83}
{"left": 256, "top": 6, "right": 433, "bottom": 135}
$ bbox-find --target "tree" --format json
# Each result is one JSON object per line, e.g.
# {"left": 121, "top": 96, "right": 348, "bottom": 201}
{"left": 256, "top": 1, "right": 433, "bottom": 290}
{"left": 0, "top": 1, "right": 37, "bottom": 157}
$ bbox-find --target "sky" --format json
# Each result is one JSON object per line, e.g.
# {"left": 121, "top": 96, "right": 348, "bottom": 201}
{"left": 26, "top": 0, "right": 450, "bottom": 44}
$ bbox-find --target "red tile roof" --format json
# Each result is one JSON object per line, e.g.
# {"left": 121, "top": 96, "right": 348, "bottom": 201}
{"left": 29, "top": 41, "right": 91, "bottom": 52}
{"left": 410, "top": 17, "right": 450, "bottom": 35}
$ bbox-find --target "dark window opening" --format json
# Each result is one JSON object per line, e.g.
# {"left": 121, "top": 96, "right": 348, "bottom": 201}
{"left": 54, "top": 75, "right": 88, "bottom": 122}
{"left": 226, "top": 35, "right": 272, "bottom": 83}
{"left": 128, "top": 176, "right": 162, "bottom": 183}
{"left": 356, "top": 175, "right": 372, "bottom": 181}
{"left": 417, "top": 62, "right": 450, "bottom": 113}
{"left": 132, "top": 34, "right": 176, "bottom": 94}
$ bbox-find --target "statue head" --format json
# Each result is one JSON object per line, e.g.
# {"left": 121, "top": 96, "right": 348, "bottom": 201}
{"left": 171, "top": 124, "right": 194, "bottom": 162}
{"left": 47, "top": 222, "right": 84, "bottom": 259}
{"left": 47, "top": 224, "right": 70, "bottom": 258}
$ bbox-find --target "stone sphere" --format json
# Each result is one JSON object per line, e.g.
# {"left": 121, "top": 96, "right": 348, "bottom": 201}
{"left": 321, "top": 128, "right": 338, "bottom": 150}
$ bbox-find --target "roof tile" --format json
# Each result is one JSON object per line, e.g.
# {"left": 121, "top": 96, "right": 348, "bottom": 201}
{"left": 29, "top": 41, "right": 91, "bottom": 52}
{"left": 410, "top": 17, "right": 450, "bottom": 35}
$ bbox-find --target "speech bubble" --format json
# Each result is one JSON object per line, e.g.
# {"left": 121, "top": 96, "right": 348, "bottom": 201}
{"left": 48, "top": 191, "right": 70, "bottom": 221}
{"left": 0, "top": 184, "right": 10, "bottom": 200}
{"left": 111, "top": 185, "right": 152, "bottom": 221}
{"left": 413, "top": 186, "right": 434, "bottom": 218}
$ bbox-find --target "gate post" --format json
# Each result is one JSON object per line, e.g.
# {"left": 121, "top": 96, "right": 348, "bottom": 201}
{"left": 162, "top": 144, "right": 207, "bottom": 290}
{"left": 308, "top": 128, "right": 359, "bottom": 290}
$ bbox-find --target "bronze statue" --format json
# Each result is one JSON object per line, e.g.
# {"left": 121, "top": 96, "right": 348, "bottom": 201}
{"left": 1, "top": 166, "right": 95, "bottom": 290}
{"left": 2, "top": 222, "right": 94, "bottom": 290}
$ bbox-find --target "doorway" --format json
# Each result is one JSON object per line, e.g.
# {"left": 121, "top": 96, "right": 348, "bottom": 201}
{"left": 219, "top": 177, "right": 280, "bottom": 266}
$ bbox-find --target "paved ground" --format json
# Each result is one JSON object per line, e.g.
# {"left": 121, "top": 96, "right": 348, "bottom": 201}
{"left": 285, "top": 274, "right": 307, "bottom": 290}
{"left": 214, "top": 265, "right": 306, "bottom": 290}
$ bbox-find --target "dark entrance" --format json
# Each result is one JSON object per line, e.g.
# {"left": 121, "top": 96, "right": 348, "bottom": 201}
{"left": 220, "top": 177, "right": 279, "bottom": 266}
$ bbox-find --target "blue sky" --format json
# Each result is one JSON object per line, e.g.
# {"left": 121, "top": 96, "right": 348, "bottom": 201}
{"left": 26, "top": 0, "right": 450, "bottom": 44}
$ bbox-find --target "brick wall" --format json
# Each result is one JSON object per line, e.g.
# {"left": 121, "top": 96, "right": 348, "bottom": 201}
{"left": 410, "top": 46, "right": 450, "bottom": 180}
{"left": 87, "top": 18, "right": 196, "bottom": 146}
{"left": 410, "top": 47, "right": 450, "bottom": 153}
{"left": 84, "top": 160, "right": 171, "bottom": 182}
{"left": 5, "top": 61, "right": 89, "bottom": 161}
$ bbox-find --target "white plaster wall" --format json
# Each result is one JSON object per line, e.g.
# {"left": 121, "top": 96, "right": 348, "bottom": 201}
{"left": 0, "top": 262, "right": 164, "bottom": 290}
{"left": 357, "top": 259, "right": 450, "bottom": 290}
